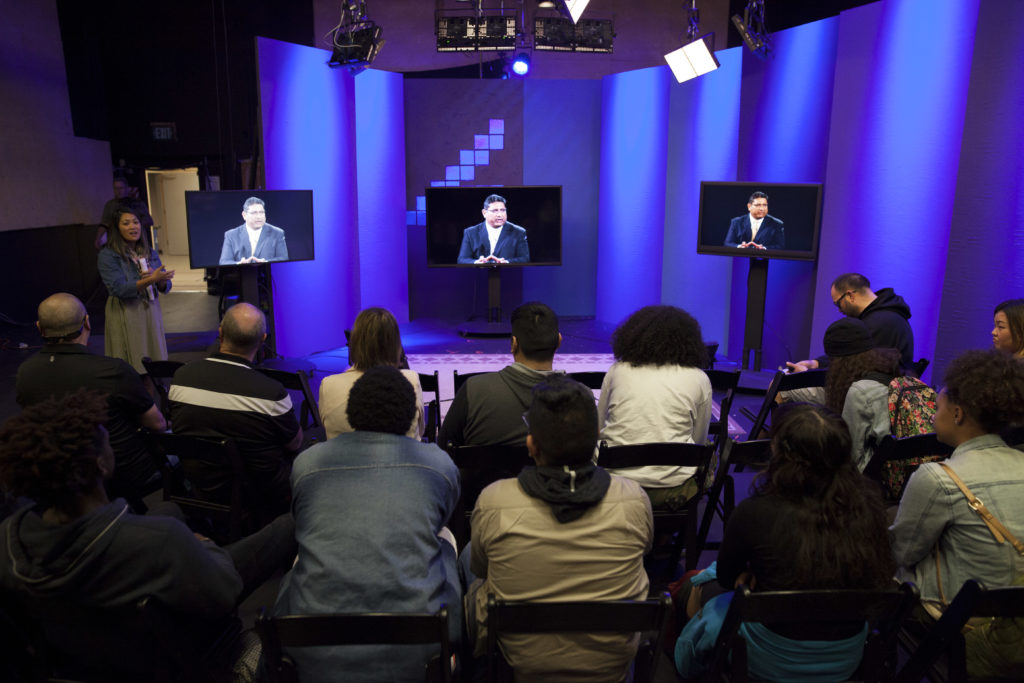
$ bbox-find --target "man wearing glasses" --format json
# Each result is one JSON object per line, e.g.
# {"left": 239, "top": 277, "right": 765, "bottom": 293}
{"left": 787, "top": 272, "right": 915, "bottom": 372}
{"left": 457, "top": 194, "right": 531, "bottom": 264}
{"left": 723, "top": 191, "right": 785, "bottom": 250}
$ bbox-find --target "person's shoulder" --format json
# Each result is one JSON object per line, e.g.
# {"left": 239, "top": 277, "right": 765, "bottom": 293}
{"left": 265, "top": 224, "right": 285, "bottom": 235}
{"left": 476, "top": 476, "right": 528, "bottom": 509}
{"left": 606, "top": 473, "right": 650, "bottom": 502}
{"left": 507, "top": 222, "right": 526, "bottom": 234}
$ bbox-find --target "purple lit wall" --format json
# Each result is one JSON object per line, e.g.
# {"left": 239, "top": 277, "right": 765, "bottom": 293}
{"left": 933, "top": 0, "right": 1024, "bottom": 381}
{"left": 596, "top": 67, "right": 672, "bottom": 325}
{"left": 355, "top": 69, "right": 409, "bottom": 321}
{"left": 661, "top": 48, "right": 742, "bottom": 351}
{"left": 257, "top": 37, "right": 360, "bottom": 358}
{"left": 811, "top": 0, "right": 979, "bottom": 378}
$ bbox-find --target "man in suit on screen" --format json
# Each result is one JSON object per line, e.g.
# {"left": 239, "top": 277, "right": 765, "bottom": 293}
{"left": 219, "top": 196, "right": 289, "bottom": 265}
{"left": 723, "top": 191, "right": 785, "bottom": 250}
{"left": 457, "top": 194, "right": 530, "bottom": 264}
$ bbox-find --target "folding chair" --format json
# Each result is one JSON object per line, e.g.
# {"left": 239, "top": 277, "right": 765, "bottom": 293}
{"left": 418, "top": 370, "right": 441, "bottom": 443}
{"left": 598, "top": 441, "right": 717, "bottom": 575}
{"left": 706, "top": 582, "right": 920, "bottom": 683}
{"left": 566, "top": 370, "right": 606, "bottom": 390}
{"left": 862, "top": 433, "right": 953, "bottom": 503}
{"left": 697, "top": 437, "right": 771, "bottom": 552}
{"left": 895, "top": 580, "right": 1024, "bottom": 683}
{"left": 705, "top": 368, "right": 741, "bottom": 444}
{"left": 142, "top": 355, "right": 184, "bottom": 418}
{"left": 743, "top": 369, "right": 827, "bottom": 439}
{"left": 256, "top": 366, "right": 325, "bottom": 443}
{"left": 257, "top": 607, "right": 452, "bottom": 683}
{"left": 446, "top": 444, "right": 532, "bottom": 547}
{"left": 452, "top": 369, "right": 488, "bottom": 396}
{"left": 486, "top": 592, "right": 672, "bottom": 683}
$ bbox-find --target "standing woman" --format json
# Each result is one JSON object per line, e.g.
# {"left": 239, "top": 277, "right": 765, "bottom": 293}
{"left": 992, "top": 298, "right": 1024, "bottom": 357}
{"left": 97, "top": 206, "right": 174, "bottom": 375}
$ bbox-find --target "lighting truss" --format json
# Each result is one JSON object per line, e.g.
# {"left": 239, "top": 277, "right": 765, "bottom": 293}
{"left": 436, "top": 10, "right": 518, "bottom": 52}
{"left": 534, "top": 17, "right": 613, "bottom": 53}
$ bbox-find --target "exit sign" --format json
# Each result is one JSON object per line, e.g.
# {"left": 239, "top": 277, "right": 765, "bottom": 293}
{"left": 151, "top": 122, "right": 177, "bottom": 141}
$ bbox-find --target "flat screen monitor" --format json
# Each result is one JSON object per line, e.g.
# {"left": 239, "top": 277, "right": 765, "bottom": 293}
{"left": 425, "top": 186, "right": 562, "bottom": 267}
{"left": 696, "top": 182, "right": 823, "bottom": 262}
{"left": 185, "top": 190, "right": 315, "bottom": 269}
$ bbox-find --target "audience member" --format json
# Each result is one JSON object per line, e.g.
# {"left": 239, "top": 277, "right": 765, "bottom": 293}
{"left": 465, "top": 375, "right": 652, "bottom": 682}
{"left": 598, "top": 305, "right": 712, "bottom": 508}
{"left": 890, "top": 349, "right": 1024, "bottom": 607}
{"left": 169, "top": 303, "right": 301, "bottom": 517}
{"left": 787, "top": 272, "right": 914, "bottom": 372}
{"left": 819, "top": 318, "right": 904, "bottom": 471}
{"left": 675, "top": 403, "right": 894, "bottom": 680}
{"left": 319, "top": 307, "right": 423, "bottom": 440}
{"left": 16, "top": 293, "right": 166, "bottom": 505}
{"left": 97, "top": 206, "right": 173, "bottom": 377}
{"left": 0, "top": 390, "right": 295, "bottom": 627}
{"left": 274, "top": 366, "right": 460, "bottom": 682}
{"left": 992, "top": 298, "right": 1024, "bottom": 357}
{"left": 439, "top": 301, "right": 562, "bottom": 448}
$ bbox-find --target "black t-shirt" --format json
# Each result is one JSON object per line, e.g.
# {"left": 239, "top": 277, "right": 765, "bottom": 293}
{"left": 15, "top": 344, "right": 157, "bottom": 495}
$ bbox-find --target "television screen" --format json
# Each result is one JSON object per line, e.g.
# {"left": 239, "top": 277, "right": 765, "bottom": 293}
{"left": 696, "top": 182, "right": 823, "bottom": 262}
{"left": 425, "top": 186, "right": 562, "bottom": 267}
{"left": 185, "top": 190, "right": 315, "bottom": 269}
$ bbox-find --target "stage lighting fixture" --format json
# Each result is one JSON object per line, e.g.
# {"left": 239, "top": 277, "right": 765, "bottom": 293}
{"left": 664, "top": 34, "right": 719, "bottom": 83}
{"left": 534, "top": 16, "right": 612, "bottom": 52}
{"left": 551, "top": 0, "right": 590, "bottom": 24}
{"left": 328, "top": 1, "right": 384, "bottom": 69}
{"left": 436, "top": 11, "right": 517, "bottom": 52}
{"left": 732, "top": 0, "right": 770, "bottom": 58}
{"left": 537, "top": 0, "right": 557, "bottom": 8}
{"left": 511, "top": 52, "right": 531, "bottom": 76}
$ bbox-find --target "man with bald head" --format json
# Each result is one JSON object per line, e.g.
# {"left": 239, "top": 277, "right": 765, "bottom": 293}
{"left": 16, "top": 293, "right": 167, "bottom": 506}
{"left": 169, "top": 303, "right": 302, "bottom": 516}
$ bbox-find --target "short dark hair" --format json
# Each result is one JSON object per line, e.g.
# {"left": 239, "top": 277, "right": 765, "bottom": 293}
{"left": 748, "top": 191, "right": 768, "bottom": 204}
{"left": 221, "top": 303, "right": 267, "bottom": 354}
{"left": 612, "top": 305, "right": 706, "bottom": 368}
{"left": 510, "top": 302, "right": 559, "bottom": 362}
{"left": 242, "top": 197, "right": 265, "bottom": 212}
{"left": 994, "top": 299, "right": 1024, "bottom": 355}
{"left": 483, "top": 194, "right": 506, "bottom": 210}
{"left": 347, "top": 365, "right": 417, "bottom": 435}
{"left": 349, "top": 308, "right": 403, "bottom": 370}
{"left": 831, "top": 272, "right": 871, "bottom": 293}
{"left": 526, "top": 375, "right": 598, "bottom": 466}
{"left": 942, "top": 349, "right": 1024, "bottom": 433}
{"left": 105, "top": 206, "right": 149, "bottom": 259}
{"left": 0, "top": 389, "right": 108, "bottom": 510}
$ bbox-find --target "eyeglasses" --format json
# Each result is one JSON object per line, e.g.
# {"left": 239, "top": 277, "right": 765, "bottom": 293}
{"left": 833, "top": 291, "right": 852, "bottom": 308}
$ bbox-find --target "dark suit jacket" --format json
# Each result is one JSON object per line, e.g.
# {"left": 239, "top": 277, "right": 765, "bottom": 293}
{"left": 724, "top": 214, "right": 785, "bottom": 250}
{"left": 457, "top": 222, "right": 530, "bottom": 264}
{"left": 219, "top": 224, "right": 289, "bottom": 265}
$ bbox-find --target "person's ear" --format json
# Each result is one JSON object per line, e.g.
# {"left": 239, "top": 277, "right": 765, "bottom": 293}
{"left": 35, "top": 321, "right": 42, "bottom": 335}
{"left": 511, "top": 335, "right": 519, "bottom": 355}
{"left": 262, "top": 333, "right": 268, "bottom": 342}
{"left": 555, "top": 333, "right": 562, "bottom": 351}
{"left": 83, "top": 315, "right": 91, "bottom": 333}
{"left": 526, "top": 434, "right": 539, "bottom": 462}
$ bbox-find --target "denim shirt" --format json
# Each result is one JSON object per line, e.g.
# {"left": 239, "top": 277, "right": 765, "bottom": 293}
{"left": 97, "top": 246, "right": 167, "bottom": 300}
{"left": 890, "top": 434, "right": 1024, "bottom": 602}
{"left": 274, "top": 431, "right": 461, "bottom": 683}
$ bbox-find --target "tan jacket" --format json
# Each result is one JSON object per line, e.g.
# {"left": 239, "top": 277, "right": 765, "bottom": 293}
{"left": 469, "top": 475, "right": 653, "bottom": 682}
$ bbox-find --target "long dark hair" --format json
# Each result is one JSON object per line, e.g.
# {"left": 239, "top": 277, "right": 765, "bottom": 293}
{"left": 823, "top": 347, "right": 902, "bottom": 414}
{"left": 105, "top": 206, "right": 150, "bottom": 260}
{"left": 754, "top": 403, "right": 895, "bottom": 590}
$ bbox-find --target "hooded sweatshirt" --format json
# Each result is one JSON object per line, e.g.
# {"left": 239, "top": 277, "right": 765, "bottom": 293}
{"left": 0, "top": 500, "right": 242, "bottom": 616}
{"left": 857, "top": 287, "right": 914, "bottom": 368}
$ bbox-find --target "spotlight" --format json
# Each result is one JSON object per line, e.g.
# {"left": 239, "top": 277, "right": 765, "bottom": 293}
{"left": 537, "top": 0, "right": 557, "bottom": 7}
{"left": 511, "top": 52, "right": 531, "bottom": 76}
{"left": 327, "top": 1, "right": 384, "bottom": 70}
{"left": 664, "top": 34, "right": 719, "bottom": 84}
{"left": 732, "top": 0, "right": 771, "bottom": 58}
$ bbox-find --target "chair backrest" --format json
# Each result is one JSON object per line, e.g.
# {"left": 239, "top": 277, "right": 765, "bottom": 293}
{"left": 746, "top": 369, "right": 828, "bottom": 439}
{"left": 895, "top": 579, "right": 1024, "bottom": 683}
{"left": 256, "top": 366, "right": 324, "bottom": 434}
{"left": 909, "top": 357, "right": 930, "bottom": 378}
{"left": 705, "top": 369, "right": 741, "bottom": 442}
{"left": 566, "top": 370, "right": 606, "bottom": 390}
{"left": 697, "top": 437, "right": 771, "bottom": 554}
{"left": 447, "top": 444, "right": 532, "bottom": 546}
{"left": 418, "top": 371, "right": 441, "bottom": 443}
{"left": 142, "top": 356, "right": 184, "bottom": 417}
{"left": 862, "top": 433, "right": 953, "bottom": 502}
{"left": 452, "top": 370, "right": 489, "bottom": 396}
{"left": 153, "top": 432, "right": 247, "bottom": 542}
{"left": 598, "top": 441, "right": 717, "bottom": 574}
{"left": 486, "top": 592, "right": 671, "bottom": 683}
{"left": 256, "top": 607, "right": 452, "bottom": 683}
{"left": 708, "top": 582, "right": 920, "bottom": 683}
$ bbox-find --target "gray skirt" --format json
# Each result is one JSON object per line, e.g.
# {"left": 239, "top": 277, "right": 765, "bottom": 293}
{"left": 104, "top": 294, "right": 168, "bottom": 374}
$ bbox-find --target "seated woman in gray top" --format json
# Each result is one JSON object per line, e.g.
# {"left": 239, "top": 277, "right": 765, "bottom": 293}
{"left": 889, "top": 349, "right": 1024, "bottom": 606}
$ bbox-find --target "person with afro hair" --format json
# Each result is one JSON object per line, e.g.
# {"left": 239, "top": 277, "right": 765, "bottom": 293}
{"left": 274, "top": 366, "right": 461, "bottom": 683}
{"left": 890, "top": 348, "right": 1024, "bottom": 608}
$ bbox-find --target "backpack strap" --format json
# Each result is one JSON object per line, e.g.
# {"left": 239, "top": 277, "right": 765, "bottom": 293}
{"left": 938, "top": 463, "right": 1024, "bottom": 556}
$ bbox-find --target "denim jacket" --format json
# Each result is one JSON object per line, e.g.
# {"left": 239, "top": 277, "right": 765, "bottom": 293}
{"left": 890, "top": 434, "right": 1024, "bottom": 602}
{"left": 97, "top": 246, "right": 168, "bottom": 300}
{"left": 274, "top": 431, "right": 461, "bottom": 683}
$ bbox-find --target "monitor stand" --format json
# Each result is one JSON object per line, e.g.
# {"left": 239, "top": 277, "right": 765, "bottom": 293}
{"left": 458, "top": 266, "right": 512, "bottom": 337}
{"left": 741, "top": 258, "right": 769, "bottom": 371}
